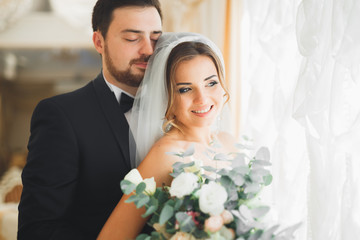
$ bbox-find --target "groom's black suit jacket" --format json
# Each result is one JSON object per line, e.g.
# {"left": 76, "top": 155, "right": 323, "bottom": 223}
{"left": 18, "top": 74, "right": 133, "bottom": 239}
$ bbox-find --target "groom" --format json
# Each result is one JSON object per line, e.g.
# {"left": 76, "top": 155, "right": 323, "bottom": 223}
{"left": 18, "top": 0, "right": 162, "bottom": 239}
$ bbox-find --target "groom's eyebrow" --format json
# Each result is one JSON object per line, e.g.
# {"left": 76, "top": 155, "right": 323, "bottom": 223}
{"left": 121, "top": 29, "right": 163, "bottom": 35}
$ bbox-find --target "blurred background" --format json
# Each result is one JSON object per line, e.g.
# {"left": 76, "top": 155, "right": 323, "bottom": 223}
{"left": 0, "top": 0, "right": 228, "bottom": 177}
{"left": 0, "top": 0, "right": 360, "bottom": 239}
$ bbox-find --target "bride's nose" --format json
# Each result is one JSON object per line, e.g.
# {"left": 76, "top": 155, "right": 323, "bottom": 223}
{"left": 193, "top": 89, "right": 206, "bottom": 104}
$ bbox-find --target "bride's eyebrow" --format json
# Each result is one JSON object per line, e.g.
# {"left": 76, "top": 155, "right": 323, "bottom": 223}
{"left": 204, "top": 75, "right": 217, "bottom": 81}
{"left": 176, "top": 82, "right": 192, "bottom": 86}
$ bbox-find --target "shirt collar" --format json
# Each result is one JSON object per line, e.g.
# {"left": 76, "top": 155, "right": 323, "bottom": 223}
{"left": 102, "top": 72, "right": 134, "bottom": 103}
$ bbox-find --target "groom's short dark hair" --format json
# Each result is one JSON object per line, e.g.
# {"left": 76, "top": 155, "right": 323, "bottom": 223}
{"left": 92, "top": 0, "right": 162, "bottom": 39}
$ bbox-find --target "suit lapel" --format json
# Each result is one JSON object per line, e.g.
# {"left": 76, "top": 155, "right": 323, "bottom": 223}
{"left": 92, "top": 74, "right": 131, "bottom": 169}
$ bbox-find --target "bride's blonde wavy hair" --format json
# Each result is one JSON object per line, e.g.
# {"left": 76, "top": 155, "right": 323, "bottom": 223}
{"left": 162, "top": 41, "right": 229, "bottom": 133}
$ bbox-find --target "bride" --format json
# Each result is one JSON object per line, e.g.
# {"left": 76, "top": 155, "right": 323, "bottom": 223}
{"left": 97, "top": 32, "right": 237, "bottom": 239}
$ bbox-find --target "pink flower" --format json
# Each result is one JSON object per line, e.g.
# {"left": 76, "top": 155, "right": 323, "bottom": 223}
{"left": 220, "top": 210, "right": 234, "bottom": 224}
{"left": 204, "top": 215, "right": 224, "bottom": 233}
{"left": 186, "top": 211, "right": 200, "bottom": 226}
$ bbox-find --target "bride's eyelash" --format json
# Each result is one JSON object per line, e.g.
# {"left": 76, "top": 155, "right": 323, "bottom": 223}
{"left": 178, "top": 87, "right": 191, "bottom": 94}
{"left": 207, "top": 81, "right": 219, "bottom": 87}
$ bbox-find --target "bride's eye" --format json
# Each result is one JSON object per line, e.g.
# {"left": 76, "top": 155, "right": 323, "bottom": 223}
{"left": 178, "top": 87, "right": 191, "bottom": 94}
{"left": 207, "top": 81, "right": 219, "bottom": 87}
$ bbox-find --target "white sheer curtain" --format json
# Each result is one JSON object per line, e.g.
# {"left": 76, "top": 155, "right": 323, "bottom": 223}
{"left": 239, "top": 0, "right": 360, "bottom": 239}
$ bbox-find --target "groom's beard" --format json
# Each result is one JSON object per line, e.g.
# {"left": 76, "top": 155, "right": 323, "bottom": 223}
{"left": 104, "top": 45, "right": 150, "bottom": 87}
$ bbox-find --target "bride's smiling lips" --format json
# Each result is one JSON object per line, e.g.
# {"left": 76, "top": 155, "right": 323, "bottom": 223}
{"left": 191, "top": 105, "right": 214, "bottom": 116}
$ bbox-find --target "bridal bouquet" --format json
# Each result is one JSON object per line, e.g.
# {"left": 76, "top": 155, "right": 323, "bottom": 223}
{"left": 121, "top": 142, "right": 300, "bottom": 240}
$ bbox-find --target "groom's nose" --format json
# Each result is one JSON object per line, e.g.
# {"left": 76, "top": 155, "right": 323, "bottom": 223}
{"left": 139, "top": 38, "right": 155, "bottom": 56}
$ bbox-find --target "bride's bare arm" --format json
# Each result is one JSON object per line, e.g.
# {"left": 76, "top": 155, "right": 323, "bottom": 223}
{"left": 97, "top": 139, "right": 179, "bottom": 239}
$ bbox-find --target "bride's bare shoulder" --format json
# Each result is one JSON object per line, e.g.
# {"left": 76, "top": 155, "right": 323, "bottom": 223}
{"left": 148, "top": 134, "right": 188, "bottom": 155}
{"left": 138, "top": 134, "right": 188, "bottom": 185}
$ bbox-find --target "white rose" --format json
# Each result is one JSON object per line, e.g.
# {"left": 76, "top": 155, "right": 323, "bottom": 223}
{"left": 143, "top": 177, "right": 156, "bottom": 195}
{"left": 169, "top": 172, "right": 198, "bottom": 198}
{"left": 199, "top": 182, "right": 228, "bottom": 216}
{"left": 124, "top": 169, "right": 143, "bottom": 185}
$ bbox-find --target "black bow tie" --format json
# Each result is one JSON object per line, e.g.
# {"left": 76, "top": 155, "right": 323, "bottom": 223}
{"left": 119, "top": 93, "right": 134, "bottom": 113}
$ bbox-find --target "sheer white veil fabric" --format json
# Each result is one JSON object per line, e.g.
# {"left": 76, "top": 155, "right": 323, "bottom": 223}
{"left": 129, "top": 32, "right": 226, "bottom": 168}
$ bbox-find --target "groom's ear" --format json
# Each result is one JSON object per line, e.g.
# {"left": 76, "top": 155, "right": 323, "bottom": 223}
{"left": 93, "top": 31, "right": 104, "bottom": 55}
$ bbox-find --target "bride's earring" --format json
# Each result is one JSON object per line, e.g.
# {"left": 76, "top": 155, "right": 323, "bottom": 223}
{"left": 165, "top": 123, "right": 172, "bottom": 132}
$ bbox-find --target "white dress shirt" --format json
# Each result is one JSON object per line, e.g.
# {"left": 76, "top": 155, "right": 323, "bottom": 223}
{"left": 103, "top": 74, "right": 134, "bottom": 123}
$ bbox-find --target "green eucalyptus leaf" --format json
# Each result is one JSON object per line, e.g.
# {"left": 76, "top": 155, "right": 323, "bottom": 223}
{"left": 125, "top": 194, "right": 139, "bottom": 203}
{"left": 232, "top": 153, "right": 247, "bottom": 168}
{"left": 150, "top": 231, "right": 162, "bottom": 239}
{"left": 181, "top": 161, "right": 196, "bottom": 168}
{"left": 214, "top": 153, "right": 230, "bottom": 161}
{"left": 135, "top": 234, "right": 150, "bottom": 240}
{"left": 136, "top": 194, "right": 150, "bottom": 209}
{"left": 228, "top": 188, "right": 239, "bottom": 201}
{"left": 220, "top": 175, "right": 234, "bottom": 188}
{"left": 248, "top": 229, "right": 264, "bottom": 240}
{"left": 170, "top": 172, "right": 181, "bottom": 178}
{"left": 231, "top": 173, "right": 245, "bottom": 186}
{"left": 172, "top": 161, "right": 184, "bottom": 170}
{"left": 193, "top": 229, "right": 209, "bottom": 239}
{"left": 120, "top": 180, "right": 136, "bottom": 195}
{"left": 252, "top": 168, "right": 270, "bottom": 176}
{"left": 166, "top": 151, "right": 180, "bottom": 156}
{"left": 142, "top": 204, "right": 158, "bottom": 218}
{"left": 255, "top": 147, "right": 270, "bottom": 161}
{"left": 244, "top": 183, "right": 261, "bottom": 194}
{"left": 261, "top": 225, "right": 280, "bottom": 239}
{"left": 233, "top": 166, "right": 250, "bottom": 175}
{"left": 159, "top": 205, "right": 174, "bottom": 225}
{"left": 183, "top": 143, "right": 195, "bottom": 157}
{"left": 202, "top": 166, "right": 217, "bottom": 172}
{"left": 250, "top": 170, "right": 264, "bottom": 183}
{"left": 251, "top": 206, "right": 270, "bottom": 218}
{"left": 136, "top": 182, "right": 146, "bottom": 194}
{"left": 217, "top": 169, "right": 229, "bottom": 176}
{"left": 157, "top": 190, "right": 169, "bottom": 205}
{"left": 252, "top": 160, "right": 272, "bottom": 166}
{"left": 175, "top": 212, "right": 196, "bottom": 233}
{"left": 164, "top": 199, "right": 176, "bottom": 207}
{"left": 263, "top": 174, "right": 273, "bottom": 186}
{"left": 174, "top": 198, "right": 183, "bottom": 211}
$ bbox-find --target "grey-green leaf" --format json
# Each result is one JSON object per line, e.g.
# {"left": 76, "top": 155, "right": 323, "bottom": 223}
{"left": 136, "top": 194, "right": 150, "bottom": 208}
{"left": 255, "top": 147, "right": 270, "bottom": 161}
{"left": 176, "top": 212, "right": 196, "bottom": 233}
{"left": 159, "top": 205, "right": 174, "bottom": 225}
{"left": 263, "top": 174, "right": 273, "bottom": 186}
{"left": 136, "top": 234, "right": 150, "bottom": 240}
{"left": 136, "top": 182, "right": 146, "bottom": 194}
{"left": 183, "top": 143, "right": 195, "bottom": 157}
{"left": 120, "top": 180, "right": 136, "bottom": 195}
{"left": 251, "top": 206, "right": 270, "bottom": 218}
